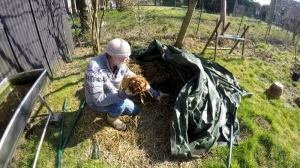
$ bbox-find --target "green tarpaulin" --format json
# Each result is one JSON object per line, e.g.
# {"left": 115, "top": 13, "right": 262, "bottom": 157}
{"left": 131, "top": 40, "right": 251, "bottom": 158}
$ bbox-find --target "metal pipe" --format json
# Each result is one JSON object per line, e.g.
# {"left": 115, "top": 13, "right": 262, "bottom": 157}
{"left": 227, "top": 114, "right": 234, "bottom": 168}
{"left": 227, "top": 105, "right": 237, "bottom": 168}
{"left": 32, "top": 94, "right": 55, "bottom": 168}
{"left": 39, "top": 94, "right": 53, "bottom": 114}
{"left": 57, "top": 98, "right": 67, "bottom": 168}
{"left": 32, "top": 111, "right": 52, "bottom": 168}
{"left": 62, "top": 101, "right": 85, "bottom": 150}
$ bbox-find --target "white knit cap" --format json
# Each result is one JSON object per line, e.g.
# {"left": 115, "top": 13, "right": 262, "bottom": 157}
{"left": 106, "top": 38, "right": 131, "bottom": 57}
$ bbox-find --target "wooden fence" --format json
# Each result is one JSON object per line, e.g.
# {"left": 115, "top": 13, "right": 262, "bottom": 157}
{"left": 0, "top": 0, "right": 74, "bottom": 81}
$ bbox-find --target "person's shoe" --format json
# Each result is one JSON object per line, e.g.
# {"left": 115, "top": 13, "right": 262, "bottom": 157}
{"left": 107, "top": 114, "right": 127, "bottom": 131}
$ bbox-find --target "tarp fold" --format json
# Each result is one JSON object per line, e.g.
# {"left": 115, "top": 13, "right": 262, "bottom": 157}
{"left": 131, "top": 40, "right": 251, "bottom": 158}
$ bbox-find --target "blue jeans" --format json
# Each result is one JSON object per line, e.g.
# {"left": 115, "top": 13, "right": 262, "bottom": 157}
{"left": 89, "top": 99, "right": 138, "bottom": 118}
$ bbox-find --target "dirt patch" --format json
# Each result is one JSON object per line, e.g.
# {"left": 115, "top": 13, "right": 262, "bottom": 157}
{"left": 254, "top": 116, "right": 272, "bottom": 131}
{"left": 239, "top": 119, "right": 253, "bottom": 141}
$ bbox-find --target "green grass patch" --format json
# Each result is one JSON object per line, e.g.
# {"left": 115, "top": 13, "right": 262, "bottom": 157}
{"left": 10, "top": 6, "right": 300, "bottom": 168}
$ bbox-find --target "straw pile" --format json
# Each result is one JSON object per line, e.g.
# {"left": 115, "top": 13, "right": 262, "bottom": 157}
{"left": 76, "top": 58, "right": 188, "bottom": 167}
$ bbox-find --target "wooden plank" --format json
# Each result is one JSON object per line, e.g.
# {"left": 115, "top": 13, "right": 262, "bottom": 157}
{"left": 242, "top": 25, "right": 246, "bottom": 55}
{"left": 207, "top": 47, "right": 232, "bottom": 50}
{"left": 218, "top": 34, "right": 245, "bottom": 41}
{"left": 201, "top": 20, "right": 222, "bottom": 54}
{"left": 214, "top": 31, "right": 218, "bottom": 60}
{"left": 229, "top": 25, "right": 249, "bottom": 54}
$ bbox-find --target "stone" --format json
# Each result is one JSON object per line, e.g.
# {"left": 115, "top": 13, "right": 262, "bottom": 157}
{"left": 266, "top": 82, "right": 283, "bottom": 99}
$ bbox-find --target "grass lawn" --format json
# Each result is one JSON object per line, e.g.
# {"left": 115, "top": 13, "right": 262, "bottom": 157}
{"left": 10, "top": 6, "right": 300, "bottom": 168}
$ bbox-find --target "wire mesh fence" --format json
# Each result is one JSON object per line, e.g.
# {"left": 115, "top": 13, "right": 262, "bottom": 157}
{"left": 67, "top": 3, "right": 299, "bottom": 60}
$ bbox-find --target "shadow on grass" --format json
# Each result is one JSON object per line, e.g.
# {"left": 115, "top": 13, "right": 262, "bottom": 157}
{"left": 44, "top": 78, "right": 84, "bottom": 98}
{"left": 23, "top": 87, "right": 89, "bottom": 165}
{"left": 51, "top": 72, "right": 82, "bottom": 81}
{"left": 72, "top": 54, "right": 95, "bottom": 61}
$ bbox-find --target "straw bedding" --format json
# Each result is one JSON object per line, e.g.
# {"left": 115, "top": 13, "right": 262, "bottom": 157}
{"left": 75, "top": 59, "right": 193, "bottom": 167}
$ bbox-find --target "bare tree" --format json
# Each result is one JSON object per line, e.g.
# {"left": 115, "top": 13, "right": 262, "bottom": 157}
{"left": 77, "top": 0, "right": 91, "bottom": 35}
{"left": 71, "top": 0, "right": 77, "bottom": 14}
{"left": 220, "top": 0, "right": 226, "bottom": 34}
{"left": 90, "top": 0, "right": 137, "bottom": 55}
{"left": 175, "top": 0, "right": 198, "bottom": 48}
{"left": 91, "top": 0, "right": 100, "bottom": 54}
{"left": 281, "top": 1, "right": 300, "bottom": 43}
{"left": 220, "top": 0, "right": 226, "bottom": 21}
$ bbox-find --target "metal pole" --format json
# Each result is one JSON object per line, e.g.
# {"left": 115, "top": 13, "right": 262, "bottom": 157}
{"left": 38, "top": 94, "right": 54, "bottom": 114}
{"left": 62, "top": 101, "right": 85, "bottom": 150}
{"left": 32, "top": 95, "right": 55, "bottom": 168}
{"left": 32, "top": 111, "right": 52, "bottom": 168}
{"left": 57, "top": 98, "right": 67, "bottom": 168}
{"left": 227, "top": 114, "right": 234, "bottom": 168}
{"left": 196, "top": 0, "right": 203, "bottom": 35}
{"left": 138, "top": 4, "right": 141, "bottom": 39}
{"left": 227, "top": 105, "right": 237, "bottom": 168}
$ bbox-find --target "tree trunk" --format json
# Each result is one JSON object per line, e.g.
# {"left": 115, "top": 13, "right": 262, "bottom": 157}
{"left": 175, "top": 0, "right": 198, "bottom": 48}
{"left": 71, "top": 0, "right": 77, "bottom": 14}
{"left": 98, "top": 3, "right": 107, "bottom": 47}
{"left": 91, "top": 0, "right": 100, "bottom": 55}
{"left": 220, "top": 0, "right": 226, "bottom": 32}
{"left": 77, "top": 0, "right": 91, "bottom": 35}
{"left": 220, "top": 0, "right": 226, "bottom": 22}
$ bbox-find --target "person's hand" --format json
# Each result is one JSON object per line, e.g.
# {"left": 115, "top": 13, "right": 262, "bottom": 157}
{"left": 146, "top": 85, "right": 168, "bottom": 101}
{"left": 156, "top": 92, "right": 168, "bottom": 102}
{"left": 125, "top": 88, "right": 136, "bottom": 96}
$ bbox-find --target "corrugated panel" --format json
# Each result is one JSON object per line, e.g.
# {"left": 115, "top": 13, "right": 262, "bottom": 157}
{"left": 51, "top": 0, "right": 72, "bottom": 62}
{"left": 0, "top": 0, "right": 51, "bottom": 73}
{"left": 29, "top": 0, "right": 64, "bottom": 76}
{"left": 62, "top": 13, "right": 75, "bottom": 56}
{"left": 60, "top": 0, "right": 75, "bottom": 55}
{"left": 0, "top": 18, "right": 19, "bottom": 81}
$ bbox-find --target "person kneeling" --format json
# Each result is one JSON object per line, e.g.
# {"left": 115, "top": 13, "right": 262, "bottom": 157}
{"left": 84, "top": 38, "right": 166, "bottom": 131}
